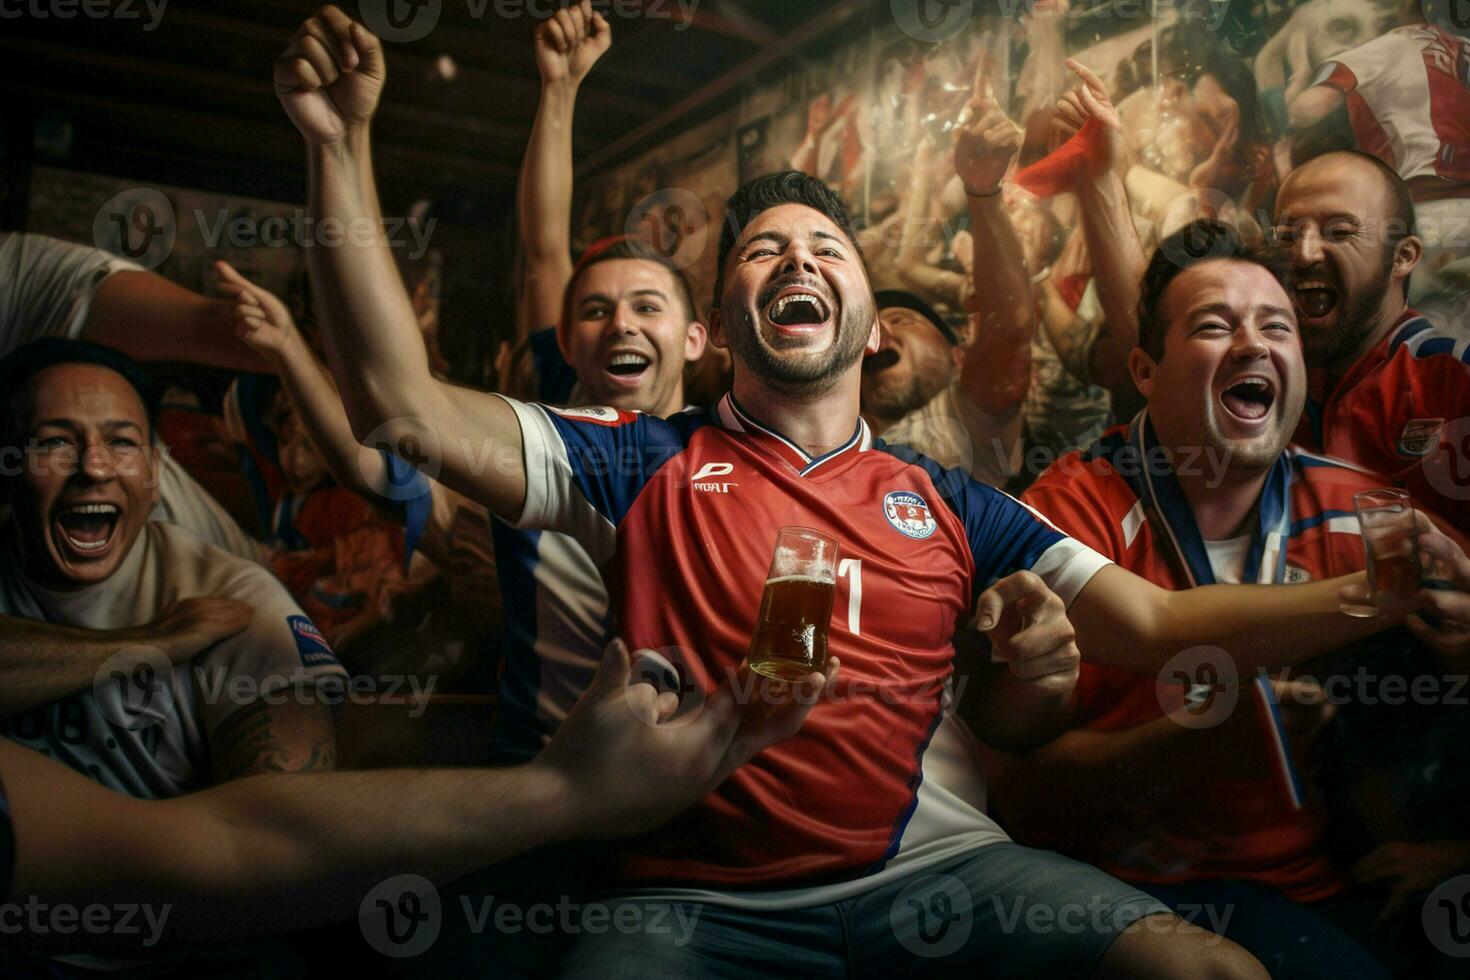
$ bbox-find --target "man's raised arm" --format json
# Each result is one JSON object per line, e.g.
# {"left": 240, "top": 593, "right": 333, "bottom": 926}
{"left": 1053, "top": 59, "right": 1147, "bottom": 413}
{"left": 951, "top": 73, "right": 1033, "bottom": 420}
{"left": 273, "top": 6, "right": 526, "bottom": 521}
{"left": 518, "top": 0, "right": 610, "bottom": 337}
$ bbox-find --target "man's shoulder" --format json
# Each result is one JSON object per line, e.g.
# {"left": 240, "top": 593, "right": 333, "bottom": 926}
{"left": 1384, "top": 312, "right": 1470, "bottom": 368}
{"left": 148, "top": 522, "right": 292, "bottom": 607}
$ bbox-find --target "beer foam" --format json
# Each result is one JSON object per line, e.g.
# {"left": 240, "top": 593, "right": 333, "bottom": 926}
{"left": 765, "top": 571, "right": 835, "bottom": 586}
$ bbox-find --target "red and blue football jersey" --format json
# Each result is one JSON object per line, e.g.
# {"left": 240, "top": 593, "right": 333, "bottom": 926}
{"left": 1295, "top": 310, "right": 1470, "bottom": 536}
{"left": 1009, "top": 411, "right": 1413, "bottom": 902}
{"left": 506, "top": 392, "right": 1111, "bottom": 895}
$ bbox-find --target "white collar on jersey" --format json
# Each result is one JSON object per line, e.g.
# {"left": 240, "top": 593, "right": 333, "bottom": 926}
{"left": 715, "top": 393, "right": 873, "bottom": 477}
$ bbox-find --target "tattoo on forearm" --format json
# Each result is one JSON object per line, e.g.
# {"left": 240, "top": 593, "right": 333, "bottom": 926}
{"left": 210, "top": 698, "right": 338, "bottom": 780}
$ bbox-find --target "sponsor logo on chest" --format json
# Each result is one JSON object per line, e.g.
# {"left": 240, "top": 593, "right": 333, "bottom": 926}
{"left": 883, "top": 490, "right": 937, "bottom": 539}
{"left": 689, "top": 461, "right": 739, "bottom": 494}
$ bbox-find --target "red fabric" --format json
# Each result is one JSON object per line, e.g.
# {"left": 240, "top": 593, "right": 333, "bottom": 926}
{"left": 1003, "top": 443, "right": 1409, "bottom": 903}
{"left": 1055, "top": 273, "right": 1090, "bottom": 312}
{"left": 1014, "top": 118, "right": 1107, "bottom": 199}
{"left": 1295, "top": 311, "right": 1470, "bottom": 536}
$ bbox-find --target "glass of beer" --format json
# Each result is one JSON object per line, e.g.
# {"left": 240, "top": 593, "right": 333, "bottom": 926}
{"left": 1345, "top": 489, "right": 1423, "bottom": 617}
{"left": 746, "top": 526, "right": 839, "bottom": 682}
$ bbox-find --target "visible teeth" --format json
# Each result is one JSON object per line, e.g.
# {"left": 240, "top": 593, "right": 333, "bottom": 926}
{"left": 64, "top": 503, "right": 118, "bottom": 515}
{"left": 64, "top": 534, "right": 109, "bottom": 551}
{"left": 772, "top": 293, "right": 826, "bottom": 317}
{"left": 608, "top": 353, "right": 649, "bottom": 368}
{"left": 1296, "top": 281, "right": 1330, "bottom": 291}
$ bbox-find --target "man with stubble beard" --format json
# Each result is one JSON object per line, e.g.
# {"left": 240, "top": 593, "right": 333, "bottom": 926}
{"left": 1273, "top": 150, "right": 1470, "bottom": 535}
{"left": 999, "top": 220, "right": 1468, "bottom": 978}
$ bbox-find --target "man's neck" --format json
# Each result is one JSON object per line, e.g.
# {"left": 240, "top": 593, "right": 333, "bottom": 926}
{"left": 1330, "top": 295, "right": 1408, "bottom": 380}
{"left": 732, "top": 372, "right": 863, "bottom": 458}
{"left": 860, "top": 403, "right": 906, "bottom": 435}
{"left": 653, "top": 386, "right": 687, "bottom": 419}
{"left": 1176, "top": 463, "right": 1270, "bottom": 540}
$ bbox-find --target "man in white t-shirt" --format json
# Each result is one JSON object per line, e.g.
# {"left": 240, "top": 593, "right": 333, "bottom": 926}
{"left": 0, "top": 339, "right": 345, "bottom": 798}
{"left": 0, "top": 230, "right": 262, "bottom": 561}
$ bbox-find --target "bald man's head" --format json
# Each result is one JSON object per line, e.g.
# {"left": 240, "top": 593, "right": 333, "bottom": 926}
{"left": 1272, "top": 151, "right": 1422, "bottom": 368}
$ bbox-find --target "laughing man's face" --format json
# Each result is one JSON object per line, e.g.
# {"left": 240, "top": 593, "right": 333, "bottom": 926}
{"left": 714, "top": 203, "right": 878, "bottom": 397}
{"left": 6, "top": 363, "right": 158, "bottom": 590}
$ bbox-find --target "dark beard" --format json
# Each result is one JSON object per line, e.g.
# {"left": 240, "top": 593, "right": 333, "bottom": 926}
{"left": 727, "top": 296, "right": 875, "bottom": 398}
{"left": 864, "top": 366, "right": 947, "bottom": 422}
{"left": 1308, "top": 253, "right": 1396, "bottom": 369}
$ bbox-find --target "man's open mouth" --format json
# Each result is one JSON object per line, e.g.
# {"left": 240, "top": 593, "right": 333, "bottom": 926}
{"left": 1219, "top": 376, "right": 1276, "bottom": 423}
{"left": 603, "top": 350, "right": 652, "bottom": 383}
{"left": 765, "top": 289, "right": 831, "bottom": 329}
{"left": 863, "top": 348, "right": 900, "bottom": 373}
{"left": 1295, "top": 279, "right": 1338, "bottom": 319}
{"left": 53, "top": 502, "right": 121, "bottom": 557}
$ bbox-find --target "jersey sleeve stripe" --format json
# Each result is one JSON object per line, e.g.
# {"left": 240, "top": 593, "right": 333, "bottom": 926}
{"left": 499, "top": 395, "right": 619, "bottom": 562}
{"left": 1029, "top": 538, "right": 1114, "bottom": 608}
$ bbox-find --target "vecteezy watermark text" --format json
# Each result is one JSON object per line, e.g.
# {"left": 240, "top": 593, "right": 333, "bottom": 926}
{"left": 358, "top": 876, "right": 702, "bottom": 958}
{"left": 0, "top": 898, "right": 172, "bottom": 947}
{"left": 0, "top": 0, "right": 167, "bottom": 31}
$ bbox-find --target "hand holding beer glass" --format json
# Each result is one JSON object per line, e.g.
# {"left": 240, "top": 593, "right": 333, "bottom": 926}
{"left": 1342, "top": 489, "right": 1424, "bottom": 618}
{"left": 747, "top": 527, "right": 838, "bottom": 682}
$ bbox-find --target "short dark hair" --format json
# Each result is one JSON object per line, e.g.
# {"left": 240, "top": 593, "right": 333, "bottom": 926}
{"left": 1137, "top": 219, "right": 1296, "bottom": 362}
{"left": 0, "top": 339, "right": 158, "bottom": 451}
{"left": 560, "top": 234, "right": 698, "bottom": 332}
{"left": 714, "top": 171, "right": 861, "bottom": 301}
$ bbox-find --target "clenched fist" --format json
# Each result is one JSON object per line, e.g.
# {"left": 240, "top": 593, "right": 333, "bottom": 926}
{"left": 274, "top": 5, "right": 386, "bottom": 145}
{"left": 535, "top": 0, "right": 611, "bottom": 88}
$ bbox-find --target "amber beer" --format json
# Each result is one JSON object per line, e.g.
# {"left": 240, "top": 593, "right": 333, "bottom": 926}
{"left": 1351, "top": 489, "right": 1423, "bottom": 616}
{"left": 747, "top": 527, "right": 838, "bottom": 682}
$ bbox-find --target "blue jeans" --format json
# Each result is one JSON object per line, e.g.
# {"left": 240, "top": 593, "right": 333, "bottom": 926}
{"left": 1141, "top": 880, "right": 1388, "bottom": 979}
{"left": 557, "top": 843, "right": 1169, "bottom": 979}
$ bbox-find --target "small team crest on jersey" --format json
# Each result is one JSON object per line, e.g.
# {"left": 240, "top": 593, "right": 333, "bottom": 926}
{"left": 883, "top": 490, "right": 936, "bottom": 539}
{"left": 546, "top": 405, "right": 629, "bottom": 426}
{"left": 287, "top": 615, "right": 337, "bottom": 668}
{"left": 1284, "top": 564, "right": 1312, "bottom": 584}
{"left": 1397, "top": 418, "right": 1444, "bottom": 457}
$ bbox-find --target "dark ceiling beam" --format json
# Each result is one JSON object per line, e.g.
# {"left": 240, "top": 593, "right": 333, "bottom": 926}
{"left": 0, "top": 35, "right": 601, "bottom": 154}
{"left": 575, "top": 0, "right": 873, "bottom": 177}
{"left": 153, "top": 7, "right": 662, "bottom": 122}
{"left": 8, "top": 83, "right": 519, "bottom": 184}
{"left": 189, "top": 0, "right": 704, "bottom": 94}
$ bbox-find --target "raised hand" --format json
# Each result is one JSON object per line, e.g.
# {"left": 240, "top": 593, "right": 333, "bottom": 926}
{"left": 214, "top": 260, "right": 300, "bottom": 362}
{"left": 538, "top": 639, "right": 835, "bottom": 838}
{"left": 1053, "top": 58, "right": 1126, "bottom": 179}
{"left": 975, "top": 571, "right": 1080, "bottom": 698}
{"left": 1336, "top": 511, "right": 1470, "bottom": 657}
{"left": 273, "top": 5, "right": 386, "bottom": 145}
{"left": 1189, "top": 107, "right": 1244, "bottom": 191}
{"left": 534, "top": 0, "right": 611, "bottom": 88}
{"left": 952, "top": 64, "right": 1023, "bottom": 196}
